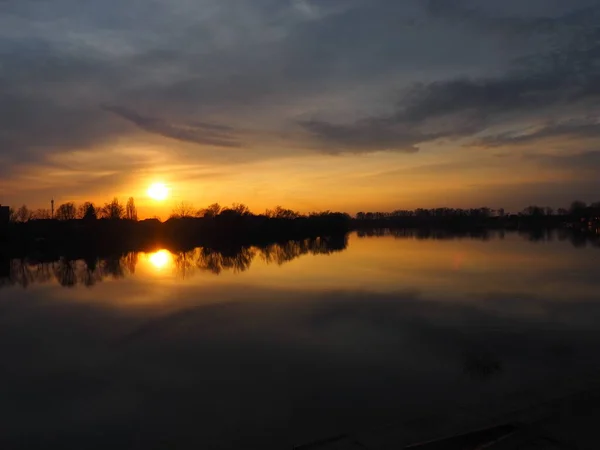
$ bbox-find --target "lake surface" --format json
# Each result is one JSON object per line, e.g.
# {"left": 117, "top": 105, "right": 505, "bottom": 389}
{"left": 1, "top": 231, "right": 600, "bottom": 449}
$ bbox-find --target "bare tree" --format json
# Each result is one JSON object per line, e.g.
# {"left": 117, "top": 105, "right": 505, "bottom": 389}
{"left": 171, "top": 202, "right": 195, "bottom": 219}
{"left": 101, "top": 198, "right": 124, "bottom": 220}
{"left": 126, "top": 197, "right": 138, "bottom": 221}
{"left": 196, "top": 203, "right": 221, "bottom": 218}
{"left": 56, "top": 202, "right": 77, "bottom": 220}
{"left": 32, "top": 209, "right": 52, "bottom": 220}
{"left": 16, "top": 205, "right": 32, "bottom": 222}
{"left": 226, "top": 203, "right": 251, "bottom": 217}
{"left": 265, "top": 205, "right": 300, "bottom": 219}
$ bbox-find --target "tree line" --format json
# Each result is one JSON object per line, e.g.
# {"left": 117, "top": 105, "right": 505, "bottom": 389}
{"left": 7, "top": 198, "right": 600, "bottom": 224}
{"left": 7, "top": 198, "right": 338, "bottom": 223}
{"left": 355, "top": 201, "right": 600, "bottom": 220}
{"left": 170, "top": 202, "right": 306, "bottom": 220}
{"left": 8, "top": 197, "right": 138, "bottom": 222}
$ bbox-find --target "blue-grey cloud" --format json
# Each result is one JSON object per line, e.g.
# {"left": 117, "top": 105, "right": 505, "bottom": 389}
{"left": 476, "top": 122, "right": 600, "bottom": 148}
{"left": 301, "top": 3, "right": 600, "bottom": 152}
{"left": 103, "top": 105, "right": 241, "bottom": 148}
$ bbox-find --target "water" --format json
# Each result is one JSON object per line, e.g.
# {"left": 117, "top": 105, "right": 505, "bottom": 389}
{"left": 1, "top": 231, "right": 600, "bottom": 449}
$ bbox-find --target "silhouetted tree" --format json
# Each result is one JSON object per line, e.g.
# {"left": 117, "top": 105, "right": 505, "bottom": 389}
{"left": 570, "top": 201, "right": 587, "bottom": 216}
{"left": 224, "top": 203, "right": 251, "bottom": 217}
{"left": 101, "top": 198, "right": 124, "bottom": 220}
{"left": 522, "top": 205, "right": 545, "bottom": 217}
{"left": 56, "top": 202, "right": 77, "bottom": 220}
{"left": 196, "top": 203, "right": 221, "bottom": 218}
{"left": 171, "top": 202, "right": 195, "bottom": 219}
{"left": 31, "top": 208, "right": 51, "bottom": 220}
{"left": 79, "top": 202, "right": 97, "bottom": 220}
{"left": 15, "top": 205, "right": 32, "bottom": 222}
{"left": 265, "top": 205, "right": 300, "bottom": 219}
{"left": 8, "top": 207, "right": 16, "bottom": 223}
{"left": 126, "top": 197, "right": 138, "bottom": 221}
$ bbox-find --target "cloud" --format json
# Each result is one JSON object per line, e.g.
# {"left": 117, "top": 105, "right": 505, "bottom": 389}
{"left": 2, "top": 0, "right": 600, "bottom": 207}
{"left": 300, "top": 4, "right": 600, "bottom": 153}
{"left": 426, "top": 0, "right": 600, "bottom": 36}
{"left": 300, "top": 117, "right": 428, "bottom": 153}
{"left": 475, "top": 122, "right": 600, "bottom": 148}
{"left": 103, "top": 105, "right": 241, "bottom": 148}
{"left": 0, "top": 93, "right": 127, "bottom": 171}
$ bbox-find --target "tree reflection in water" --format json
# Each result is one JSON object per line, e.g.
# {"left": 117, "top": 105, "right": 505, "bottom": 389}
{"left": 2, "top": 229, "right": 599, "bottom": 289}
{"left": 175, "top": 246, "right": 258, "bottom": 276}
{"left": 171, "top": 236, "right": 347, "bottom": 278}
{"left": 0, "top": 236, "right": 349, "bottom": 288}
{"left": 1, "top": 252, "right": 138, "bottom": 290}
{"left": 2, "top": 258, "right": 54, "bottom": 289}
{"left": 358, "top": 227, "right": 600, "bottom": 247}
{"left": 54, "top": 258, "right": 77, "bottom": 287}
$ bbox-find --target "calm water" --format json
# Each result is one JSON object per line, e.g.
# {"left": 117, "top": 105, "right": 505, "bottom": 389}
{"left": 1, "top": 231, "right": 600, "bottom": 449}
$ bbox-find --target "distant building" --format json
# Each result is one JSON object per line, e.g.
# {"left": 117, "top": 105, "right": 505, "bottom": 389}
{"left": 0, "top": 205, "right": 9, "bottom": 225}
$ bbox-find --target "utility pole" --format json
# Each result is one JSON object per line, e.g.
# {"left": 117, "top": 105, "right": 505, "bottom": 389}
{"left": 51, "top": 198, "right": 54, "bottom": 219}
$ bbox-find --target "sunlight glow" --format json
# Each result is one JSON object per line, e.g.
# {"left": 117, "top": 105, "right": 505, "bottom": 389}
{"left": 147, "top": 183, "right": 169, "bottom": 201}
{"left": 148, "top": 250, "right": 171, "bottom": 270}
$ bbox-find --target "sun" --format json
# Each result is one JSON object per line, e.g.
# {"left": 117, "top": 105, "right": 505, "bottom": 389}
{"left": 147, "top": 183, "right": 169, "bottom": 201}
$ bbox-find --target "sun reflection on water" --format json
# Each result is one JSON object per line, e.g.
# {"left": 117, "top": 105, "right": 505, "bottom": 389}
{"left": 148, "top": 250, "right": 172, "bottom": 270}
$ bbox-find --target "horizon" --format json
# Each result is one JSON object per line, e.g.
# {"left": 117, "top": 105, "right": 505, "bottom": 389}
{"left": 3, "top": 196, "right": 598, "bottom": 222}
{"left": 1, "top": 1, "right": 599, "bottom": 215}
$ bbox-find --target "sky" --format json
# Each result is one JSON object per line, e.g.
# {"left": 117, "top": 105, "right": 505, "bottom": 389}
{"left": 0, "top": 0, "right": 599, "bottom": 218}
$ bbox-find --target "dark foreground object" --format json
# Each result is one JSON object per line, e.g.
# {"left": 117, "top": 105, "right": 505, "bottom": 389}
{"left": 0, "top": 213, "right": 351, "bottom": 258}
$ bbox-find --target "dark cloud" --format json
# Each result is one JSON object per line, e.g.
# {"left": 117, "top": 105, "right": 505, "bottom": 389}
{"left": 301, "top": 6, "right": 600, "bottom": 153}
{"left": 426, "top": 0, "right": 600, "bottom": 39}
{"left": 3, "top": 0, "right": 599, "bottom": 158}
{"left": 0, "top": 93, "right": 126, "bottom": 171}
{"left": 103, "top": 105, "right": 241, "bottom": 148}
{"left": 476, "top": 122, "right": 600, "bottom": 148}
{"left": 300, "top": 118, "right": 427, "bottom": 153}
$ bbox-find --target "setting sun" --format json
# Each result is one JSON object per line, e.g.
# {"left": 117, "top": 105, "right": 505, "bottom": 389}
{"left": 147, "top": 183, "right": 169, "bottom": 201}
